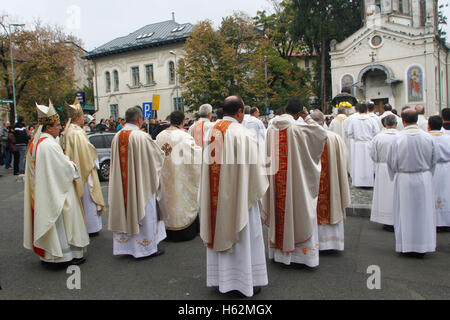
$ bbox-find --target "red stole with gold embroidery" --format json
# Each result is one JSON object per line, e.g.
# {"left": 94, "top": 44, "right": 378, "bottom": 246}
{"left": 272, "top": 129, "right": 289, "bottom": 252}
{"left": 317, "top": 141, "right": 331, "bottom": 225}
{"left": 118, "top": 130, "right": 132, "bottom": 215}
{"left": 207, "top": 120, "right": 232, "bottom": 250}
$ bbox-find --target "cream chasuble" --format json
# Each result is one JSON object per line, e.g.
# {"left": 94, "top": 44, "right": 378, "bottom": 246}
{"left": 156, "top": 128, "right": 201, "bottom": 231}
{"left": 317, "top": 131, "right": 351, "bottom": 251}
{"left": 24, "top": 133, "right": 89, "bottom": 262}
{"left": 189, "top": 118, "right": 212, "bottom": 147}
{"left": 262, "top": 114, "right": 327, "bottom": 265}
{"left": 63, "top": 124, "right": 105, "bottom": 233}
{"left": 200, "top": 116, "right": 269, "bottom": 297}
{"left": 108, "top": 123, "right": 165, "bottom": 235}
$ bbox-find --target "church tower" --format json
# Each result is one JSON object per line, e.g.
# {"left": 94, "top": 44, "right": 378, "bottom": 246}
{"left": 330, "top": 0, "right": 447, "bottom": 117}
{"left": 363, "top": 0, "right": 438, "bottom": 32}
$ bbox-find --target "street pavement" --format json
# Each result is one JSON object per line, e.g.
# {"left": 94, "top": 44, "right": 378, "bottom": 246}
{"left": 0, "top": 166, "right": 449, "bottom": 300}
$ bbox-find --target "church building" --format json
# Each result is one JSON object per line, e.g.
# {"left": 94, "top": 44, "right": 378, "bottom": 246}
{"left": 330, "top": 0, "right": 449, "bottom": 116}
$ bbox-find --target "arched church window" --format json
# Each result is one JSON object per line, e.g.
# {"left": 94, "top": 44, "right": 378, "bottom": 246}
{"left": 105, "top": 71, "right": 111, "bottom": 93}
{"left": 169, "top": 61, "right": 176, "bottom": 84}
{"left": 113, "top": 70, "right": 119, "bottom": 92}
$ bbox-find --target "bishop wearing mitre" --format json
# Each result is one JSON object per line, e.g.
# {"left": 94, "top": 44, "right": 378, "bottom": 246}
{"left": 24, "top": 101, "right": 89, "bottom": 266}
{"left": 108, "top": 106, "right": 166, "bottom": 259}
{"left": 61, "top": 99, "right": 105, "bottom": 236}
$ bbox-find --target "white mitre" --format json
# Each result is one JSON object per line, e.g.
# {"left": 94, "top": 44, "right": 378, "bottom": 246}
{"left": 67, "top": 98, "right": 84, "bottom": 119}
{"left": 36, "top": 100, "right": 60, "bottom": 125}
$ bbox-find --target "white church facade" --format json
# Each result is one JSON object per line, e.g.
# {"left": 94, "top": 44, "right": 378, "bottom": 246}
{"left": 330, "top": 0, "right": 449, "bottom": 116}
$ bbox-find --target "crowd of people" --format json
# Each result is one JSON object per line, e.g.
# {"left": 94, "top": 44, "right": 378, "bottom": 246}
{"left": 18, "top": 95, "right": 450, "bottom": 298}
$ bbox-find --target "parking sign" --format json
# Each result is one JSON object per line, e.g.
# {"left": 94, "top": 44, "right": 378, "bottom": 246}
{"left": 143, "top": 102, "right": 153, "bottom": 119}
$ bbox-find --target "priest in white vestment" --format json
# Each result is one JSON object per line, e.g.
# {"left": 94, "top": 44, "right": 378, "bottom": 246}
{"left": 310, "top": 110, "right": 351, "bottom": 251}
{"left": 387, "top": 108, "right": 438, "bottom": 255}
{"left": 370, "top": 115, "right": 398, "bottom": 227}
{"left": 156, "top": 111, "right": 202, "bottom": 241}
{"left": 108, "top": 107, "right": 166, "bottom": 259}
{"left": 347, "top": 102, "right": 380, "bottom": 187}
{"left": 367, "top": 102, "right": 381, "bottom": 126}
{"left": 329, "top": 108, "right": 348, "bottom": 141}
{"left": 378, "top": 104, "right": 404, "bottom": 131}
{"left": 416, "top": 105, "right": 428, "bottom": 132}
{"left": 262, "top": 99, "right": 327, "bottom": 267}
{"left": 343, "top": 105, "right": 360, "bottom": 178}
{"left": 24, "top": 101, "right": 89, "bottom": 266}
{"left": 442, "top": 108, "right": 450, "bottom": 134}
{"left": 428, "top": 116, "right": 450, "bottom": 227}
{"left": 243, "top": 107, "right": 266, "bottom": 150}
{"left": 329, "top": 108, "right": 350, "bottom": 173}
{"left": 200, "top": 96, "right": 269, "bottom": 298}
{"left": 61, "top": 100, "right": 105, "bottom": 235}
{"left": 188, "top": 104, "right": 213, "bottom": 147}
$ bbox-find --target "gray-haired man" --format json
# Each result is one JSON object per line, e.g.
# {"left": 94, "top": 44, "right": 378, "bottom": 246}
{"left": 189, "top": 104, "right": 213, "bottom": 147}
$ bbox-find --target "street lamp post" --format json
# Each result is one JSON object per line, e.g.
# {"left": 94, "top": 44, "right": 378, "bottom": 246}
{"left": 0, "top": 22, "right": 25, "bottom": 123}
{"left": 169, "top": 50, "right": 180, "bottom": 112}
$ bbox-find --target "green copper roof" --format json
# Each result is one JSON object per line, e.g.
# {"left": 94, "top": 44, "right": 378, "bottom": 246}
{"left": 85, "top": 20, "right": 193, "bottom": 60}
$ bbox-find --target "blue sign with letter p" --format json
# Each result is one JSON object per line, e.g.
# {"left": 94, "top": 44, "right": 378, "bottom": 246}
{"left": 143, "top": 102, "right": 153, "bottom": 120}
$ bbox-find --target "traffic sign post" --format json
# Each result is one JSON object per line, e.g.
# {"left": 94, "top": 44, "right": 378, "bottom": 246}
{"left": 75, "top": 92, "right": 86, "bottom": 105}
{"left": 143, "top": 102, "right": 153, "bottom": 120}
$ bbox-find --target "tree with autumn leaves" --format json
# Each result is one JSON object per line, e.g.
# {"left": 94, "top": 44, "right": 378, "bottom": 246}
{"left": 0, "top": 16, "right": 86, "bottom": 123}
{"left": 179, "top": 1, "right": 363, "bottom": 114}
{"left": 178, "top": 12, "right": 313, "bottom": 114}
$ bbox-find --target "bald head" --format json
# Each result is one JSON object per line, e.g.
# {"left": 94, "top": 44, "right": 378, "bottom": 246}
{"left": 310, "top": 109, "right": 325, "bottom": 126}
{"left": 415, "top": 105, "right": 425, "bottom": 115}
{"left": 402, "top": 108, "right": 418, "bottom": 126}
{"left": 223, "top": 96, "right": 245, "bottom": 123}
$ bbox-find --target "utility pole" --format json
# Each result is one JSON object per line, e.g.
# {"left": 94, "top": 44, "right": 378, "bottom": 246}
{"left": 0, "top": 22, "right": 25, "bottom": 123}
{"left": 264, "top": 55, "right": 269, "bottom": 116}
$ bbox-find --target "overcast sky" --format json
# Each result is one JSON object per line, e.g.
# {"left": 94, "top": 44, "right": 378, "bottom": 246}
{"left": 1, "top": 0, "right": 450, "bottom": 51}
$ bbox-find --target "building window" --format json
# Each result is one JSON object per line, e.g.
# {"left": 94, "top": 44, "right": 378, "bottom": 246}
{"left": 105, "top": 71, "right": 111, "bottom": 93}
{"left": 169, "top": 61, "right": 176, "bottom": 84}
{"left": 110, "top": 104, "right": 119, "bottom": 121}
{"left": 131, "top": 66, "right": 140, "bottom": 87}
{"left": 145, "top": 64, "right": 154, "bottom": 85}
{"left": 173, "top": 97, "right": 183, "bottom": 112}
{"left": 113, "top": 70, "right": 119, "bottom": 91}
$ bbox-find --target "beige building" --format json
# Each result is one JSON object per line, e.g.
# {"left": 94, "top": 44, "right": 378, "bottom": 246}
{"left": 66, "top": 41, "right": 93, "bottom": 91}
{"left": 85, "top": 19, "right": 193, "bottom": 121}
{"left": 330, "top": 0, "right": 449, "bottom": 116}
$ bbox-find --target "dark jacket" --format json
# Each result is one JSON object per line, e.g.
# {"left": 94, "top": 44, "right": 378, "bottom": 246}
{"left": 151, "top": 122, "right": 170, "bottom": 140}
{"left": 13, "top": 123, "right": 30, "bottom": 145}
{"left": 8, "top": 132, "right": 18, "bottom": 153}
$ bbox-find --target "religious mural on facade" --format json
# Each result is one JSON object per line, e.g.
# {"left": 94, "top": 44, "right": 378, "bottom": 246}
{"left": 407, "top": 66, "right": 423, "bottom": 102}
{"left": 341, "top": 74, "right": 355, "bottom": 95}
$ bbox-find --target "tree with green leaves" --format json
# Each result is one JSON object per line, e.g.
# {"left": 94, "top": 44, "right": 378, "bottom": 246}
{"left": 288, "top": 0, "right": 362, "bottom": 113}
{"left": 179, "top": 11, "right": 314, "bottom": 114}
{"left": 178, "top": 15, "right": 269, "bottom": 113}
{"left": 0, "top": 16, "right": 83, "bottom": 123}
